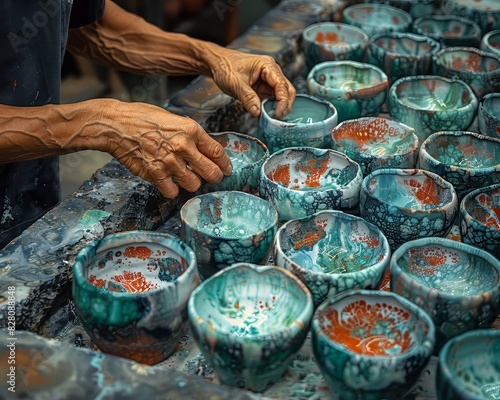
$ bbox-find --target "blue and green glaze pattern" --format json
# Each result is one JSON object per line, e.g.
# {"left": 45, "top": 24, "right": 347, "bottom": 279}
{"left": 187, "top": 263, "right": 314, "bottom": 392}
{"left": 274, "top": 210, "right": 391, "bottom": 307}
{"left": 478, "top": 92, "right": 500, "bottom": 139}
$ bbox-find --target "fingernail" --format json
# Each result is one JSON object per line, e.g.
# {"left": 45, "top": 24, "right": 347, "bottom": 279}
{"left": 250, "top": 105, "right": 259, "bottom": 116}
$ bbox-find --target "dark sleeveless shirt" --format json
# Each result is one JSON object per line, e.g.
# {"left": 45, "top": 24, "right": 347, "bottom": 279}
{"left": 0, "top": 0, "right": 105, "bottom": 248}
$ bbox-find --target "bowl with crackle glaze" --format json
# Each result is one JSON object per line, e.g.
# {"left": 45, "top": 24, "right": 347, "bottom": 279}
{"left": 388, "top": 75, "right": 478, "bottom": 144}
{"left": 188, "top": 262, "right": 314, "bottom": 392}
{"left": 312, "top": 289, "right": 435, "bottom": 400}
{"left": 302, "top": 22, "right": 369, "bottom": 70}
{"left": 359, "top": 168, "right": 459, "bottom": 250}
{"left": 306, "top": 60, "right": 389, "bottom": 123}
{"left": 441, "top": 0, "right": 500, "bottom": 35}
{"left": 432, "top": 46, "right": 500, "bottom": 99}
{"left": 460, "top": 183, "right": 500, "bottom": 260}
{"left": 481, "top": 29, "right": 500, "bottom": 59}
{"left": 412, "top": 15, "right": 482, "bottom": 48}
{"left": 258, "top": 147, "right": 363, "bottom": 221}
{"left": 331, "top": 116, "right": 419, "bottom": 177}
{"left": 274, "top": 210, "right": 391, "bottom": 308}
{"left": 437, "top": 329, "right": 500, "bottom": 400}
{"left": 391, "top": 237, "right": 500, "bottom": 351}
{"left": 418, "top": 131, "right": 500, "bottom": 201}
{"left": 259, "top": 94, "right": 338, "bottom": 154}
{"left": 180, "top": 191, "right": 277, "bottom": 280}
{"left": 478, "top": 92, "right": 500, "bottom": 139}
{"left": 72, "top": 230, "right": 200, "bottom": 365}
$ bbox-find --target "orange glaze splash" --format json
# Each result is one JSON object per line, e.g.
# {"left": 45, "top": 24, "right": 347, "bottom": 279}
{"left": 404, "top": 177, "right": 441, "bottom": 206}
{"left": 231, "top": 140, "right": 250, "bottom": 154}
{"left": 315, "top": 31, "right": 340, "bottom": 44}
{"left": 300, "top": 156, "right": 331, "bottom": 188}
{"left": 110, "top": 270, "right": 158, "bottom": 292}
{"left": 124, "top": 245, "right": 153, "bottom": 260}
{"left": 269, "top": 164, "right": 291, "bottom": 186}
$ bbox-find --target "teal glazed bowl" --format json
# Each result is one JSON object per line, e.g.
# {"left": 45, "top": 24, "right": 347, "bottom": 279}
{"left": 391, "top": 237, "right": 500, "bottom": 351}
{"left": 388, "top": 75, "right": 478, "bottom": 144}
{"left": 187, "top": 263, "right": 314, "bottom": 392}
{"left": 311, "top": 290, "right": 435, "bottom": 400}
{"left": 478, "top": 92, "right": 500, "bottom": 139}
{"left": 258, "top": 147, "right": 363, "bottom": 221}
{"left": 460, "top": 183, "right": 500, "bottom": 259}
{"left": 436, "top": 329, "right": 500, "bottom": 400}
{"left": 359, "top": 168, "right": 459, "bottom": 250}
{"left": 441, "top": 0, "right": 500, "bottom": 35}
{"left": 367, "top": 32, "right": 441, "bottom": 85}
{"left": 418, "top": 131, "right": 500, "bottom": 201}
{"left": 306, "top": 61, "right": 389, "bottom": 123}
{"left": 204, "top": 131, "right": 268, "bottom": 194}
{"left": 180, "top": 191, "right": 278, "bottom": 280}
{"left": 259, "top": 94, "right": 338, "bottom": 154}
{"left": 481, "top": 29, "right": 500, "bottom": 59}
{"left": 72, "top": 230, "right": 200, "bottom": 365}
{"left": 432, "top": 46, "right": 500, "bottom": 99}
{"left": 412, "top": 14, "right": 482, "bottom": 48}
{"left": 302, "top": 22, "right": 369, "bottom": 70}
{"left": 331, "top": 116, "right": 419, "bottom": 176}
{"left": 274, "top": 210, "right": 391, "bottom": 308}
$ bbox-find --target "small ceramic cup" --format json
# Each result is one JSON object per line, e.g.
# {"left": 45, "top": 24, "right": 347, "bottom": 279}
{"left": 481, "top": 29, "right": 500, "bottom": 59}
{"left": 306, "top": 60, "right": 389, "bottom": 123}
{"left": 311, "top": 290, "right": 435, "bottom": 400}
{"left": 441, "top": 0, "right": 500, "bottom": 35}
{"left": 180, "top": 191, "right": 278, "bottom": 280}
{"left": 259, "top": 94, "right": 338, "bottom": 154}
{"left": 188, "top": 263, "right": 314, "bottom": 392}
{"left": 478, "top": 92, "right": 500, "bottom": 139}
{"left": 72, "top": 230, "right": 200, "bottom": 365}
{"left": 331, "top": 116, "right": 419, "bottom": 176}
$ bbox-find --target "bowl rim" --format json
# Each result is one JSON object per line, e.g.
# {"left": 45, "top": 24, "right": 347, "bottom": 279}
{"left": 390, "top": 237, "right": 500, "bottom": 300}
{"left": 412, "top": 14, "right": 482, "bottom": 38}
{"left": 72, "top": 230, "right": 198, "bottom": 297}
{"left": 274, "top": 210, "right": 391, "bottom": 279}
{"left": 460, "top": 182, "right": 500, "bottom": 230}
{"left": 343, "top": 2, "right": 413, "bottom": 27}
{"left": 368, "top": 31, "right": 441, "bottom": 58}
{"left": 482, "top": 29, "right": 500, "bottom": 48}
{"left": 312, "top": 289, "right": 436, "bottom": 360}
{"left": 208, "top": 130, "right": 269, "bottom": 159}
{"left": 187, "top": 262, "right": 315, "bottom": 340}
{"left": 480, "top": 92, "right": 500, "bottom": 116}
{"left": 302, "top": 21, "right": 369, "bottom": 46}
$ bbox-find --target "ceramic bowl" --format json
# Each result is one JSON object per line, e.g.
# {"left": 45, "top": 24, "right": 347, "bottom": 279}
{"left": 366, "top": 31, "right": 441, "bottom": 85}
{"left": 432, "top": 46, "right": 500, "bottom": 99}
{"left": 436, "top": 329, "right": 500, "bottom": 400}
{"left": 331, "top": 116, "right": 419, "bottom": 176}
{"left": 311, "top": 289, "right": 435, "bottom": 400}
{"left": 478, "top": 92, "right": 500, "bottom": 139}
{"left": 391, "top": 237, "right": 500, "bottom": 351}
{"left": 441, "top": 0, "right": 500, "bottom": 35}
{"left": 418, "top": 131, "right": 500, "bottom": 200}
{"left": 302, "top": 22, "right": 369, "bottom": 70}
{"left": 259, "top": 94, "right": 338, "bottom": 154}
{"left": 481, "top": 29, "right": 500, "bottom": 59}
{"left": 359, "top": 168, "right": 459, "bottom": 250}
{"left": 343, "top": 3, "right": 413, "bottom": 38}
{"left": 306, "top": 61, "right": 389, "bottom": 123}
{"left": 187, "top": 263, "right": 314, "bottom": 392}
{"left": 388, "top": 75, "right": 478, "bottom": 144}
{"left": 72, "top": 230, "right": 200, "bottom": 365}
{"left": 412, "top": 14, "right": 482, "bottom": 48}
{"left": 274, "top": 210, "right": 391, "bottom": 308}
{"left": 364, "top": 0, "right": 436, "bottom": 19}
{"left": 203, "top": 131, "right": 268, "bottom": 194}
{"left": 259, "top": 147, "right": 363, "bottom": 221}
{"left": 460, "top": 183, "right": 500, "bottom": 259}
{"left": 180, "top": 191, "right": 278, "bottom": 280}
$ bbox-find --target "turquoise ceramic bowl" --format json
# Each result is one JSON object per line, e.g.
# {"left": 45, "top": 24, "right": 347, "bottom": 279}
{"left": 180, "top": 191, "right": 277, "bottom": 280}
{"left": 367, "top": 32, "right": 441, "bottom": 85}
{"left": 432, "top": 46, "right": 500, "bottom": 99}
{"left": 441, "top": 0, "right": 500, "bottom": 35}
{"left": 72, "top": 230, "right": 200, "bottom": 365}
{"left": 436, "top": 329, "right": 500, "bottom": 400}
{"left": 460, "top": 183, "right": 500, "bottom": 259}
{"left": 388, "top": 75, "right": 478, "bottom": 144}
{"left": 187, "top": 263, "right": 314, "bottom": 392}
{"left": 359, "top": 168, "right": 459, "bottom": 250}
{"left": 306, "top": 61, "right": 389, "bottom": 123}
{"left": 418, "top": 131, "right": 500, "bottom": 201}
{"left": 391, "top": 237, "right": 500, "bottom": 351}
{"left": 259, "top": 147, "right": 363, "bottom": 221}
{"left": 274, "top": 210, "right": 391, "bottom": 308}
{"left": 412, "top": 14, "right": 482, "bottom": 48}
{"left": 311, "top": 290, "right": 435, "bottom": 400}
{"left": 478, "top": 92, "right": 500, "bottom": 139}
{"left": 203, "top": 131, "right": 269, "bottom": 194}
{"left": 259, "top": 94, "right": 338, "bottom": 154}
{"left": 302, "top": 22, "right": 369, "bottom": 70}
{"left": 481, "top": 29, "right": 500, "bottom": 59}
{"left": 343, "top": 3, "right": 413, "bottom": 37}
{"left": 331, "top": 117, "right": 419, "bottom": 176}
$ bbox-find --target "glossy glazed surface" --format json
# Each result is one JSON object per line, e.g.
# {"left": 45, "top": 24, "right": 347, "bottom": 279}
{"left": 481, "top": 29, "right": 500, "bottom": 58}
{"left": 478, "top": 92, "right": 500, "bottom": 139}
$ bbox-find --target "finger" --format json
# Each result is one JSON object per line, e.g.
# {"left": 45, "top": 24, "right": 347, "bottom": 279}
{"left": 193, "top": 133, "right": 233, "bottom": 177}
{"left": 144, "top": 161, "right": 181, "bottom": 198}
